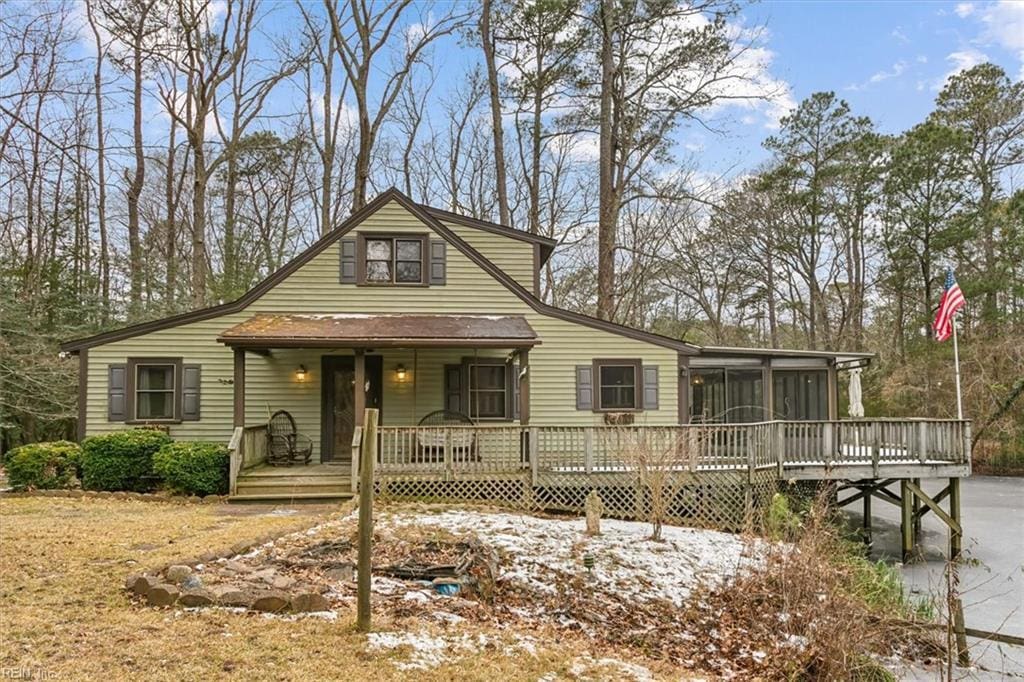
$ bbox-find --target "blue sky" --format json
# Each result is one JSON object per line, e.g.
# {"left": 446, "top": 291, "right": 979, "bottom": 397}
{"left": 690, "top": 0, "right": 1024, "bottom": 176}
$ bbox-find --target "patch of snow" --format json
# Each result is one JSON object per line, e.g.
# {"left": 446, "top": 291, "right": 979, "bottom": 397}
{"left": 367, "top": 630, "right": 491, "bottom": 671}
{"left": 386, "top": 510, "right": 759, "bottom": 607}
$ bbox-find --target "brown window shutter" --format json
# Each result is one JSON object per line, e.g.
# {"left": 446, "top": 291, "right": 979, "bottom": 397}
{"left": 643, "top": 365, "right": 659, "bottom": 410}
{"left": 339, "top": 238, "right": 357, "bottom": 283}
{"left": 429, "top": 240, "right": 446, "bottom": 285}
{"left": 575, "top": 365, "right": 593, "bottom": 411}
{"left": 182, "top": 364, "right": 201, "bottom": 421}
{"left": 108, "top": 364, "right": 127, "bottom": 421}
{"left": 444, "top": 364, "right": 462, "bottom": 413}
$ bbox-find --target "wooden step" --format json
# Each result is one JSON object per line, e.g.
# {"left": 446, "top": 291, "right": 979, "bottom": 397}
{"left": 236, "top": 475, "right": 350, "bottom": 487}
{"left": 229, "top": 491, "right": 354, "bottom": 503}
{"left": 235, "top": 482, "right": 351, "bottom": 496}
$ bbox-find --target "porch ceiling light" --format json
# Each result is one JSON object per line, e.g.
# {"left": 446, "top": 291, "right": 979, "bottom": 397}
{"left": 395, "top": 364, "right": 408, "bottom": 382}
{"left": 295, "top": 364, "right": 308, "bottom": 382}
{"left": 691, "top": 373, "right": 704, "bottom": 386}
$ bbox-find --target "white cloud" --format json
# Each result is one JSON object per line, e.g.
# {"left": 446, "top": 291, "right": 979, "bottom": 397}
{"left": 891, "top": 27, "right": 910, "bottom": 44}
{"left": 934, "top": 48, "right": 990, "bottom": 89}
{"left": 979, "top": 0, "right": 1024, "bottom": 50}
{"left": 954, "top": 2, "right": 976, "bottom": 18}
{"left": 846, "top": 60, "right": 908, "bottom": 91}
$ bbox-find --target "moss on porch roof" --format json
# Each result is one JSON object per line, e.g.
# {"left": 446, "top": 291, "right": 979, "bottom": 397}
{"left": 216, "top": 313, "right": 540, "bottom": 348}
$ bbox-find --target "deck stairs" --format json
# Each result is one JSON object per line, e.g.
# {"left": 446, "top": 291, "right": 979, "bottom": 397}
{"left": 231, "top": 463, "right": 353, "bottom": 503}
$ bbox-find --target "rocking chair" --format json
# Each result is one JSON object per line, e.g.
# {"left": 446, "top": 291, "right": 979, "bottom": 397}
{"left": 415, "top": 409, "right": 478, "bottom": 463}
{"left": 267, "top": 410, "right": 313, "bottom": 466}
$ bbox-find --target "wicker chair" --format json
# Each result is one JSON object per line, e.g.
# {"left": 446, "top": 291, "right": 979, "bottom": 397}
{"left": 267, "top": 410, "right": 313, "bottom": 466}
{"left": 415, "top": 409, "right": 477, "bottom": 463}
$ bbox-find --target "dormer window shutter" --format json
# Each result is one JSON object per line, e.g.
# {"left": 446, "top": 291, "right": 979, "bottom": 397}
{"left": 339, "top": 238, "right": 357, "bottom": 283}
{"left": 429, "top": 240, "right": 446, "bottom": 285}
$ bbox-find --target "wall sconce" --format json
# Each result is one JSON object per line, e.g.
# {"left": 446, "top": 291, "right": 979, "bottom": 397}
{"left": 295, "top": 364, "right": 308, "bottom": 382}
{"left": 691, "top": 373, "right": 704, "bottom": 386}
{"left": 395, "top": 364, "right": 408, "bottom": 382}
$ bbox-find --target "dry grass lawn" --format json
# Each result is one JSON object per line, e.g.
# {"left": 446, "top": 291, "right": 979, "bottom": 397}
{"left": 0, "top": 497, "right": 684, "bottom": 681}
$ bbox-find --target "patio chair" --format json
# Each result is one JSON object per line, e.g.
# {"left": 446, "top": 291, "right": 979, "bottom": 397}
{"left": 415, "top": 409, "right": 478, "bottom": 463}
{"left": 267, "top": 410, "right": 313, "bottom": 466}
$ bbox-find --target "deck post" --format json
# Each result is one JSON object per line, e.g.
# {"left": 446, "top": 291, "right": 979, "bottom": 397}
{"left": 900, "top": 480, "right": 914, "bottom": 562}
{"left": 912, "top": 477, "right": 922, "bottom": 538}
{"left": 862, "top": 485, "right": 872, "bottom": 546}
{"left": 949, "top": 477, "right": 962, "bottom": 560}
{"left": 774, "top": 421, "right": 785, "bottom": 478}
{"left": 518, "top": 348, "right": 530, "bottom": 426}
{"left": 584, "top": 428, "right": 594, "bottom": 474}
{"left": 917, "top": 421, "right": 928, "bottom": 463}
{"left": 233, "top": 348, "right": 245, "bottom": 428}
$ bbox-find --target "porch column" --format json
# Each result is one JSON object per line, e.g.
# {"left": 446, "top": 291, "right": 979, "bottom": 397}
{"left": 354, "top": 348, "right": 366, "bottom": 426}
{"left": 762, "top": 358, "right": 773, "bottom": 420}
{"left": 677, "top": 353, "right": 690, "bottom": 425}
{"left": 233, "top": 347, "right": 245, "bottom": 428}
{"left": 518, "top": 348, "right": 530, "bottom": 425}
{"left": 827, "top": 361, "right": 838, "bottom": 420}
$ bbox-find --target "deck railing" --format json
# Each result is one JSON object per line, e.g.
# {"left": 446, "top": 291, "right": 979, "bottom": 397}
{"left": 227, "top": 424, "right": 269, "bottom": 494}
{"left": 368, "top": 419, "right": 970, "bottom": 481}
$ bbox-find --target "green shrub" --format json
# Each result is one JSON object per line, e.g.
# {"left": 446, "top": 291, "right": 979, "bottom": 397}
{"left": 81, "top": 429, "right": 172, "bottom": 491}
{"left": 4, "top": 441, "right": 82, "bottom": 490}
{"left": 152, "top": 441, "right": 229, "bottom": 496}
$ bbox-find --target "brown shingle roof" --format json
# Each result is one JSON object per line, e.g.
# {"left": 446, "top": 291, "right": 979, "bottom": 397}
{"left": 217, "top": 313, "right": 539, "bottom": 348}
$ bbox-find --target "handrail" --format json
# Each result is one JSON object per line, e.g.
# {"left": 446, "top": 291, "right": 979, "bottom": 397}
{"left": 370, "top": 419, "right": 971, "bottom": 477}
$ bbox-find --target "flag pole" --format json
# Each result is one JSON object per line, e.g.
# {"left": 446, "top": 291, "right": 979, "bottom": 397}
{"left": 951, "top": 314, "right": 963, "bottom": 421}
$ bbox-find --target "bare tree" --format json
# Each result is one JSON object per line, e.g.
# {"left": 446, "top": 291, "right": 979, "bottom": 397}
{"left": 323, "top": 0, "right": 469, "bottom": 211}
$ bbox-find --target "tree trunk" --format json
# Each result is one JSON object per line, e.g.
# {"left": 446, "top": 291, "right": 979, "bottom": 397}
{"left": 480, "top": 0, "right": 509, "bottom": 226}
{"left": 164, "top": 120, "right": 178, "bottom": 308}
{"left": 191, "top": 139, "right": 207, "bottom": 306}
{"left": 126, "top": 37, "right": 145, "bottom": 317}
{"left": 596, "top": 0, "right": 616, "bottom": 320}
{"left": 86, "top": 0, "right": 110, "bottom": 323}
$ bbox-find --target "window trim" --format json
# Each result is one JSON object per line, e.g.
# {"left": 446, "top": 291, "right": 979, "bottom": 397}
{"left": 355, "top": 232, "right": 429, "bottom": 287}
{"left": 460, "top": 356, "right": 513, "bottom": 422}
{"left": 592, "top": 358, "right": 643, "bottom": 413}
{"left": 125, "top": 357, "right": 183, "bottom": 424}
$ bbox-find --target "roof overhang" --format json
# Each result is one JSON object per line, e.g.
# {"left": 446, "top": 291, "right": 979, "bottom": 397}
{"left": 698, "top": 345, "right": 875, "bottom": 365}
{"left": 216, "top": 313, "right": 540, "bottom": 349}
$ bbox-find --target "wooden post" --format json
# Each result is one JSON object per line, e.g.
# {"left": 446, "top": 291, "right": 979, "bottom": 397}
{"left": 900, "top": 480, "right": 914, "bottom": 562}
{"left": 356, "top": 407, "right": 378, "bottom": 633}
{"left": 518, "top": 348, "right": 530, "bottom": 425}
{"left": 354, "top": 349, "right": 366, "bottom": 427}
{"left": 912, "top": 477, "right": 922, "bottom": 538}
{"left": 862, "top": 485, "right": 872, "bottom": 546}
{"left": 584, "top": 428, "right": 594, "bottom": 474}
{"left": 233, "top": 348, "right": 245, "bottom": 428}
{"left": 949, "top": 477, "right": 962, "bottom": 560}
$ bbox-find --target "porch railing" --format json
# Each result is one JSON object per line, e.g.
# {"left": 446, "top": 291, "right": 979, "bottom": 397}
{"left": 367, "top": 419, "right": 970, "bottom": 481}
{"left": 228, "top": 423, "right": 269, "bottom": 495}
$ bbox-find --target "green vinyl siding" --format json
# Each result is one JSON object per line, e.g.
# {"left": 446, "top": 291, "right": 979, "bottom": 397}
{"left": 83, "top": 198, "right": 679, "bottom": 456}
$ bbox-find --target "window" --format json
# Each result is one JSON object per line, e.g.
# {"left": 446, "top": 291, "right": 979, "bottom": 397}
{"left": 444, "top": 359, "right": 513, "bottom": 421}
{"left": 594, "top": 359, "right": 641, "bottom": 411}
{"left": 359, "top": 234, "right": 426, "bottom": 285}
{"left": 773, "top": 370, "right": 828, "bottom": 421}
{"left": 129, "top": 359, "right": 181, "bottom": 421}
{"left": 690, "top": 367, "right": 764, "bottom": 423}
{"left": 468, "top": 362, "right": 508, "bottom": 419}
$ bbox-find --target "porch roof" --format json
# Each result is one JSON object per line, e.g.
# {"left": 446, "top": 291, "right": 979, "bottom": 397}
{"left": 216, "top": 313, "right": 540, "bottom": 348}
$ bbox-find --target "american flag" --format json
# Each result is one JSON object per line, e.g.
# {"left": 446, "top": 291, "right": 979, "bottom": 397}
{"left": 932, "top": 269, "right": 965, "bottom": 342}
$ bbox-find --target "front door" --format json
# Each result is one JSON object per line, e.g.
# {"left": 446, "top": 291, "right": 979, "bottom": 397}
{"left": 321, "top": 355, "right": 382, "bottom": 463}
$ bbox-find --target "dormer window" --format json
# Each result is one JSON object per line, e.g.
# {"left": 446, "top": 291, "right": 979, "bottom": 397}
{"left": 356, "top": 234, "right": 427, "bottom": 285}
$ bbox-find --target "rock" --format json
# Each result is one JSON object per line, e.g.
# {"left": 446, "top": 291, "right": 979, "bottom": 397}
{"left": 146, "top": 584, "right": 180, "bottom": 607}
{"left": 324, "top": 564, "right": 354, "bottom": 582}
{"left": 251, "top": 591, "right": 290, "bottom": 613}
{"left": 217, "top": 589, "right": 253, "bottom": 608}
{"left": 290, "top": 592, "right": 330, "bottom": 613}
{"left": 179, "top": 589, "right": 215, "bottom": 607}
{"left": 127, "top": 574, "right": 157, "bottom": 596}
{"left": 271, "top": 575, "right": 296, "bottom": 590}
{"left": 223, "top": 560, "right": 252, "bottom": 574}
{"left": 165, "top": 565, "right": 192, "bottom": 583}
{"left": 181, "top": 574, "right": 203, "bottom": 590}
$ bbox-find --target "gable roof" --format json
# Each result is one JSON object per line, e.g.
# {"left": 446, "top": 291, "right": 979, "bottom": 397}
{"left": 61, "top": 188, "right": 698, "bottom": 354}
{"left": 419, "top": 204, "right": 557, "bottom": 265}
